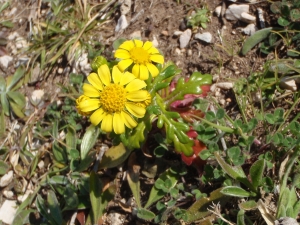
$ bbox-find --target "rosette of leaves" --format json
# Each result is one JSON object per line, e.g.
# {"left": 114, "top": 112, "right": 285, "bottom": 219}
{"left": 187, "top": 7, "right": 210, "bottom": 29}
{"left": 0, "top": 66, "right": 26, "bottom": 121}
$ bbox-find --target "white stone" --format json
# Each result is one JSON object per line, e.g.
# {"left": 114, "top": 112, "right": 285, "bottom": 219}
{"left": 219, "top": 99, "right": 226, "bottom": 105}
{"left": 280, "top": 78, "right": 297, "bottom": 91}
{"left": 175, "top": 48, "right": 182, "bottom": 55}
{"left": 57, "top": 68, "right": 63, "bottom": 74}
{"left": 275, "top": 217, "right": 298, "bottom": 225}
{"left": 179, "top": 29, "right": 192, "bottom": 49}
{"left": 241, "top": 24, "right": 257, "bottom": 36}
{"left": 152, "top": 36, "right": 159, "bottom": 47}
{"left": 225, "top": 4, "right": 249, "bottom": 21}
{"left": 115, "top": 15, "right": 128, "bottom": 32}
{"left": 173, "top": 31, "right": 183, "bottom": 36}
{"left": 108, "top": 212, "right": 123, "bottom": 225}
{"left": 240, "top": 12, "right": 256, "bottom": 23}
{"left": 215, "top": 6, "right": 222, "bottom": 17}
{"left": 0, "top": 200, "right": 18, "bottom": 224}
{"left": 9, "top": 7, "right": 17, "bottom": 16}
{"left": 3, "top": 190, "right": 14, "bottom": 199}
{"left": 0, "top": 170, "right": 13, "bottom": 187}
{"left": 195, "top": 32, "right": 213, "bottom": 43}
{"left": 129, "top": 30, "right": 142, "bottom": 39}
{"left": 17, "top": 190, "right": 33, "bottom": 203}
{"left": 216, "top": 82, "right": 233, "bottom": 90}
{"left": 7, "top": 31, "right": 19, "bottom": 41}
{"left": 0, "top": 55, "right": 13, "bottom": 68}
{"left": 120, "top": 0, "right": 131, "bottom": 15}
{"left": 210, "top": 84, "right": 216, "bottom": 92}
{"left": 31, "top": 89, "right": 45, "bottom": 106}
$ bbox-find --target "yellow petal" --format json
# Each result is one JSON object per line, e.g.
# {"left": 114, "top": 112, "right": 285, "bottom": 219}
{"left": 98, "top": 64, "right": 111, "bottom": 86}
{"left": 83, "top": 83, "right": 101, "bottom": 97}
{"left": 90, "top": 108, "right": 105, "bottom": 125}
{"left": 121, "top": 111, "right": 137, "bottom": 128}
{"left": 119, "top": 40, "right": 135, "bottom": 51}
{"left": 101, "top": 113, "right": 113, "bottom": 132}
{"left": 118, "top": 59, "right": 133, "bottom": 71}
{"left": 143, "top": 41, "right": 153, "bottom": 50}
{"left": 114, "top": 49, "right": 131, "bottom": 59}
{"left": 146, "top": 63, "right": 159, "bottom": 77}
{"left": 112, "top": 66, "right": 122, "bottom": 84}
{"left": 120, "top": 71, "right": 136, "bottom": 86}
{"left": 132, "top": 64, "right": 140, "bottom": 78}
{"left": 113, "top": 112, "right": 125, "bottom": 134}
{"left": 125, "top": 102, "right": 146, "bottom": 118}
{"left": 79, "top": 99, "right": 100, "bottom": 112}
{"left": 150, "top": 54, "right": 164, "bottom": 64}
{"left": 125, "top": 79, "right": 147, "bottom": 92}
{"left": 148, "top": 47, "right": 159, "bottom": 54}
{"left": 139, "top": 64, "right": 149, "bottom": 80}
{"left": 126, "top": 90, "right": 149, "bottom": 101}
{"left": 133, "top": 39, "right": 143, "bottom": 47}
{"left": 87, "top": 72, "right": 103, "bottom": 90}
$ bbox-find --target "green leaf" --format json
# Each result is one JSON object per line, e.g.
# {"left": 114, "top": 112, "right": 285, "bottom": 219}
{"left": 0, "top": 1, "right": 10, "bottom": 14}
{"left": 241, "top": 27, "right": 275, "bottom": 55}
{"left": 144, "top": 169, "right": 179, "bottom": 208}
{"left": 221, "top": 186, "right": 252, "bottom": 198}
{"left": 291, "top": 9, "right": 300, "bottom": 21}
{"left": 214, "top": 152, "right": 253, "bottom": 190}
{"left": 81, "top": 125, "right": 99, "bottom": 160}
{"left": 127, "top": 155, "right": 141, "bottom": 208}
{"left": 89, "top": 171, "right": 103, "bottom": 224}
{"left": 0, "top": 76, "right": 6, "bottom": 92}
{"left": 239, "top": 200, "right": 258, "bottom": 211}
{"left": 237, "top": 209, "right": 246, "bottom": 225}
{"left": 137, "top": 208, "right": 156, "bottom": 220}
{"left": 216, "top": 108, "right": 225, "bottom": 119}
{"left": 63, "top": 185, "right": 79, "bottom": 211}
{"left": 99, "top": 143, "right": 130, "bottom": 169}
{"left": 6, "top": 91, "right": 26, "bottom": 108}
{"left": 66, "top": 126, "right": 76, "bottom": 151}
{"left": 7, "top": 66, "right": 25, "bottom": 91}
{"left": 185, "top": 188, "right": 229, "bottom": 223}
{"left": 12, "top": 209, "right": 35, "bottom": 225}
{"left": 278, "top": 17, "right": 290, "bottom": 26}
{"left": 0, "top": 160, "right": 9, "bottom": 175}
{"left": 52, "top": 142, "right": 67, "bottom": 164}
{"left": 1, "top": 93, "right": 10, "bottom": 116}
{"left": 9, "top": 100, "right": 25, "bottom": 118}
{"left": 249, "top": 159, "right": 265, "bottom": 189}
{"left": 47, "top": 190, "right": 63, "bottom": 225}
{"left": 1, "top": 20, "right": 14, "bottom": 28}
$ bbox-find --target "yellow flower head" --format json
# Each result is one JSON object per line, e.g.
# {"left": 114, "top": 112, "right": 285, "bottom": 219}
{"left": 76, "top": 95, "right": 92, "bottom": 116}
{"left": 76, "top": 64, "right": 151, "bottom": 134}
{"left": 114, "top": 39, "right": 164, "bottom": 80}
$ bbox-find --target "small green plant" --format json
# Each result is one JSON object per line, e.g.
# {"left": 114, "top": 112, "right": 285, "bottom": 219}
{"left": 242, "top": 0, "right": 300, "bottom": 56}
{"left": 0, "top": 67, "right": 26, "bottom": 136}
{"left": 187, "top": 7, "right": 210, "bottom": 29}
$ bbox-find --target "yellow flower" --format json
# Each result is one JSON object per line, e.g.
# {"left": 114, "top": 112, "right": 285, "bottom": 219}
{"left": 76, "top": 95, "right": 92, "bottom": 116}
{"left": 114, "top": 39, "right": 164, "bottom": 80}
{"left": 76, "top": 64, "right": 150, "bottom": 134}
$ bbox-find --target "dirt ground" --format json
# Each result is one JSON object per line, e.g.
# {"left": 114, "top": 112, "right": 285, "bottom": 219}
{"left": 0, "top": 0, "right": 288, "bottom": 224}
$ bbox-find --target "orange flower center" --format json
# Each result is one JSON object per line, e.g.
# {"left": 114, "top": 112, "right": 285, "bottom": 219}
{"left": 130, "top": 47, "right": 150, "bottom": 64}
{"left": 100, "top": 84, "right": 126, "bottom": 113}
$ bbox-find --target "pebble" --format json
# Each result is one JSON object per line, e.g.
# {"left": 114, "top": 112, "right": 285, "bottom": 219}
{"left": 31, "top": 89, "right": 45, "bottom": 106}
{"left": 175, "top": 48, "right": 182, "bottom": 55}
{"left": 173, "top": 31, "right": 183, "bottom": 36}
{"left": 0, "top": 171, "right": 13, "bottom": 187}
{"left": 187, "top": 49, "right": 192, "bottom": 56}
{"left": 3, "top": 190, "right": 14, "bottom": 199}
{"left": 57, "top": 68, "right": 64, "bottom": 74}
{"left": 194, "top": 32, "right": 213, "bottom": 43}
{"left": 215, "top": 6, "right": 222, "bottom": 17}
{"left": 219, "top": 99, "right": 226, "bottom": 105}
{"left": 108, "top": 212, "right": 124, "bottom": 225}
{"left": 0, "top": 200, "right": 18, "bottom": 224}
{"left": 216, "top": 82, "right": 234, "bottom": 90}
{"left": 179, "top": 29, "right": 192, "bottom": 49}
{"left": 120, "top": 0, "right": 131, "bottom": 15}
{"left": 0, "top": 55, "right": 13, "bottom": 69}
{"left": 161, "top": 30, "right": 169, "bottom": 36}
{"left": 152, "top": 36, "right": 159, "bottom": 47}
{"left": 241, "top": 24, "right": 257, "bottom": 36}
{"left": 210, "top": 84, "right": 216, "bottom": 92}
{"left": 240, "top": 12, "right": 256, "bottom": 23}
{"left": 275, "top": 217, "right": 298, "bottom": 225}
{"left": 225, "top": 4, "right": 249, "bottom": 21}
{"left": 129, "top": 30, "right": 141, "bottom": 39}
{"left": 280, "top": 78, "right": 297, "bottom": 91}
{"left": 115, "top": 15, "right": 128, "bottom": 32}
{"left": 15, "top": 37, "right": 28, "bottom": 49}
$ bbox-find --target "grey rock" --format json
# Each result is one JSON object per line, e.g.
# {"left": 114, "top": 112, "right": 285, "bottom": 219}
{"left": 240, "top": 12, "right": 256, "bottom": 23}
{"left": 115, "top": 15, "right": 128, "bottom": 32}
{"left": 0, "top": 55, "right": 13, "bottom": 68}
{"left": 120, "top": 0, "right": 131, "bottom": 15}
{"left": 275, "top": 217, "right": 298, "bottom": 225}
{"left": 179, "top": 29, "right": 192, "bottom": 49}
{"left": 241, "top": 24, "right": 257, "bottom": 36}
{"left": 195, "top": 32, "right": 213, "bottom": 43}
{"left": 225, "top": 4, "right": 249, "bottom": 21}
{"left": 280, "top": 78, "right": 297, "bottom": 91}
